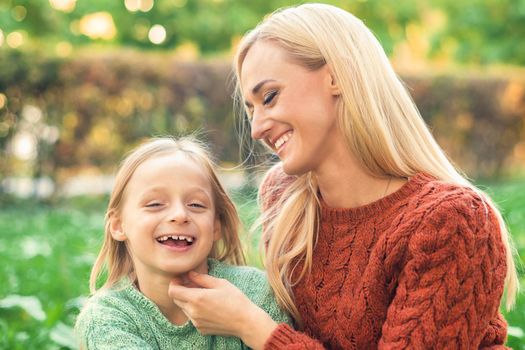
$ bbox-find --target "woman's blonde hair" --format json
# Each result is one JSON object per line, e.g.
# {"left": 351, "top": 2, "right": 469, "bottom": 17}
{"left": 89, "top": 136, "right": 245, "bottom": 293}
{"left": 233, "top": 3, "right": 518, "bottom": 324}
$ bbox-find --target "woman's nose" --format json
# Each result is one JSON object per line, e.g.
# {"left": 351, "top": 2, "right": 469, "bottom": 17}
{"left": 250, "top": 109, "right": 272, "bottom": 140}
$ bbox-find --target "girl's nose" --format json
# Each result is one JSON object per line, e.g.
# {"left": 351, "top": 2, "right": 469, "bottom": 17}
{"left": 168, "top": 203, "right": 189, "bottom": 223}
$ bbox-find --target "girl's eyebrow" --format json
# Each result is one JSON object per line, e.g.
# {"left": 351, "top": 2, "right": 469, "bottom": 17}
{"left": 244, "top": 79, "right": 277, "bottom": 108}
{"left": 140, "top": 185, "right": 212, "bottom": 198}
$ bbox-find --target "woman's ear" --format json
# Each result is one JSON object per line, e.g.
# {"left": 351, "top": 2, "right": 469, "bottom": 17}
{"left": 325, "top": 65, "right": 341, "bottom": 96}
{"left": 109, "top": 213, "right": 127, "bottom": 241}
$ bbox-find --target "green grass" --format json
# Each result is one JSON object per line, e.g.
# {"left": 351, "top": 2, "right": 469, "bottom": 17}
{"left": 0, "top": 180, "right": 524, "bottom": 349}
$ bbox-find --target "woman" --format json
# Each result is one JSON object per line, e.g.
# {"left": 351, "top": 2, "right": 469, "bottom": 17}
{"left": 169, "top": 3, "right": 518, "bottom": 349}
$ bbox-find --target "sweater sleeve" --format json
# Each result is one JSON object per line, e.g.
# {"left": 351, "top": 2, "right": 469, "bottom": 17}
{"left": 75, "top": 301, "right": 155, "bottom": 350}
{"left": 378, "top": 191, "right": 508, "bottom": 349}
{"left": 264, "top": 324, "right": 327, "bottom": 350}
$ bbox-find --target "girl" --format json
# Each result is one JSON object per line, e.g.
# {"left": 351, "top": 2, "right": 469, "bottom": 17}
{"left": 168, "top": 3, "right": 518, "bottom": 349}
{"left": 75, "top": 136, "right": 290, "bottom": 349}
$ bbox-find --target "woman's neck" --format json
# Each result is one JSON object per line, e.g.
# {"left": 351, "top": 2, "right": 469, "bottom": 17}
{"left": 314, "top": 151, "right": 405, "bottom": 208}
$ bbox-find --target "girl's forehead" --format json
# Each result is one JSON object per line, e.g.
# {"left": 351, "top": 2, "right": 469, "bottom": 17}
{"left": 128, "top": 153, "right": 212, "bottom": 192}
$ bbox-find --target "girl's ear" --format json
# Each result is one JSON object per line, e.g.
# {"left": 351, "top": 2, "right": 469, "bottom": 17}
{"left": 109, "top": 213, "right": 127, "bottom": 241}
{"left": 213, "top": 216, "right": 222, "bottom": 241}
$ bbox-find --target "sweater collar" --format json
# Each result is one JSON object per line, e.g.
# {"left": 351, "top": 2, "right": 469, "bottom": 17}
{"left": 319, "top": 172, "right": 434, "bottom": 223}
{"left": 122, "top": 258, "right": 223, "bottom": 333}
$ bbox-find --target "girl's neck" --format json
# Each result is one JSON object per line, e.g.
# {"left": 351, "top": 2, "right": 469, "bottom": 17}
{"left": 134, "top": 266, "right": 208, "bottom": 325}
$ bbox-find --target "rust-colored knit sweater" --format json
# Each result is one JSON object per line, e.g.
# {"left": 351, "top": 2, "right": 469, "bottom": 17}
{"left": 261, "top": 165, "right": 508, "bottom": 350}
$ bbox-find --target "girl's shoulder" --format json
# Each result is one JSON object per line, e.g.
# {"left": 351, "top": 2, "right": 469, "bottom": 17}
{"left": 208, "top": 259, "right": 274, "bottom": 305}
{"left": 75, "top": 282, "right": 138, "bottom": 326}
{"left": 208, "top": 259, "right": 267, "bottom": 287}
{"left": 208, "top": 259, "right": 292, "bottom": 325}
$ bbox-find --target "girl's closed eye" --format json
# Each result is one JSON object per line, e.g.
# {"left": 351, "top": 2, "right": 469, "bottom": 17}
{"left": 145, "top": 201, "right": 164, "bottom": 208}
{"left": 263, "top": 90, "right": 278, "bottom": 105}
{"left": 188, "top": 202, "right": 207, "bottom": 209}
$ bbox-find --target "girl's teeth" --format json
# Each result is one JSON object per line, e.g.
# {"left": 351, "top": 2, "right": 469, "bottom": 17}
{"left": 157, "top": 235, "right": 194, "bottom": 242}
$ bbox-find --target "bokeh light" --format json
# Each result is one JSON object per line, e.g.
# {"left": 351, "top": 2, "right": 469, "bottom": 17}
{"left": 48, "top": 0, "right": 76, "bottom": 13}
{"left": 174, "top": 41, "right": 199, "bottom": 60}
{"left": 132, "top": 18, "right": 150, "bottom": 41}
{"left": 12, "top": 6, "right": 27, "bottom": 22}
{"left": 79, "top": 12, "right": 117, "bottom": 40}
{"left": 22, "top": 105, "right": 43, "bottom": 124}
{"left": 0, "top": 29, "right": 4, "bottom": 47}
{"left": 0, "top": 93, "right": 7, "bottom": 109}
{"left": 6, "top": 31, "right": 24, "bottom": 48}
{"left": 10, "top": 131, "right": 37, "bottom": 161}
{"left": 56, "top": 41, "right": 73, "bottom": 57}
{"left": 148, "top": 24, "right": 166, "bottom": 45}
{"left": 125, "top": 0, "right": 154, "bottom": 12}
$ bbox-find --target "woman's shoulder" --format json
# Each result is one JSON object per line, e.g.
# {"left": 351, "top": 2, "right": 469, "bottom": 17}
{"left": 259, "top": 162, "right": 297, "bottom": 210}
{"left": 402, "top": 174, "right": 502, "bottom": 250}
{"left": 413, "top": 175, "right": 494, "bottom": 217}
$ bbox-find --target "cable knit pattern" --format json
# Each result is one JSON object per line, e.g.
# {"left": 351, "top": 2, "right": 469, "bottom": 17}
{"left": 261, "top": 164, "right": 508, "bottom": 350}
{"left": 75, "top": 259, "right": 291, "bottom": 349}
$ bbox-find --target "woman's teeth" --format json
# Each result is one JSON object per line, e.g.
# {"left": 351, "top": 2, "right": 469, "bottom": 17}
{"left": 274, "top": 132, "right": 291, "bottom": 149}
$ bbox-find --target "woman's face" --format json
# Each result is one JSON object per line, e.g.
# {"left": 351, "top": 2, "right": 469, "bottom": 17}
{"left": 240, "top": 40, "right": 345, "bottom": 175}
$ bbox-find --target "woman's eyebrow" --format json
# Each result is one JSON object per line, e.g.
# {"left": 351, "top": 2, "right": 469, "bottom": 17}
{"left": 251, "top": 79, "right": 276, "bottom": 95}
{"left": 244, "top": 79, "right": 277, "bottom": 108}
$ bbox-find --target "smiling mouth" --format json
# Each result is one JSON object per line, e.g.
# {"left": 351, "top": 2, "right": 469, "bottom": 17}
{"left": 156, "top": 235, "right": 195, "bottom": 247}
{"left": 272, "top": 131, "right": 293, "bottom": 151}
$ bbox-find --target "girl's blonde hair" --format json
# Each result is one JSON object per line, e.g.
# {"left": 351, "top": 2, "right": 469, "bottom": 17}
{"left": 89, "top": 136, "right": 245, "bottom": 293}
{"left": 233, "top": 3, "right": 518, "bottom": 324}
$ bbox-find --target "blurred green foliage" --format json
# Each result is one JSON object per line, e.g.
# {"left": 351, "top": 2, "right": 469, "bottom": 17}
{"left": 0, "top": 0, "right": 524, "bottom": 64}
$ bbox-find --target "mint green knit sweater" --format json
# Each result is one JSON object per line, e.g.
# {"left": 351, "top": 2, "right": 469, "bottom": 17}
{"left": 75, "top": 259, "right": 291, "bottom": 349}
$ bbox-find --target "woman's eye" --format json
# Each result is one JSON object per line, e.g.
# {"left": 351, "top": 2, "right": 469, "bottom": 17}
{"left": 263, "top": 90, "right": 278, "bottom": 105}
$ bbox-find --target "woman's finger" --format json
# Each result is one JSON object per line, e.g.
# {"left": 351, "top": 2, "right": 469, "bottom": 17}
{"left": 187, "top": 271, "right": 225, "bottom": 289}
{"left": 168, "top": 282, "right": 197, "bottom": 302}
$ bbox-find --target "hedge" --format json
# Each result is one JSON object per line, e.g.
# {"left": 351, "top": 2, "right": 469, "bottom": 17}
{"left": 0, "top": 49, "right": 524, "bottom": 196}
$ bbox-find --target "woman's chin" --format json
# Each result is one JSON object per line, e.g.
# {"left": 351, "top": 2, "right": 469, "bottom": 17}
{"left": 281, "top": 159, "right": 309, "bottom": 176}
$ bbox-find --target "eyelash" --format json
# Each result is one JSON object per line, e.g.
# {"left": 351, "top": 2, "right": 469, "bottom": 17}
{"left": 263, "top": 90, "right": 278, "bottom": 105}
{"left": 145, "top": 202, "right": 206, "bottom": 210}
{"left": 189, "top": 203, "right": 206, "bottom": 209}
{"left": 145, "top": 202, "right": 162, "bottom": 208}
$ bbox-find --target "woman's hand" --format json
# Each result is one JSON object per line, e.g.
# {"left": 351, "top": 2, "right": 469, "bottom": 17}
{"left": 168, "top": 271, "right": 278, "bottom": 350}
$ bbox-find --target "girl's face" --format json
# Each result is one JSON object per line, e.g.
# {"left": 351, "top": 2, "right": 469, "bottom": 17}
{"left": 241, "top": 40, "right": 345, "bottom": 175}
{"left": 111, "top": 153, "right": 220, "bottom": 280}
